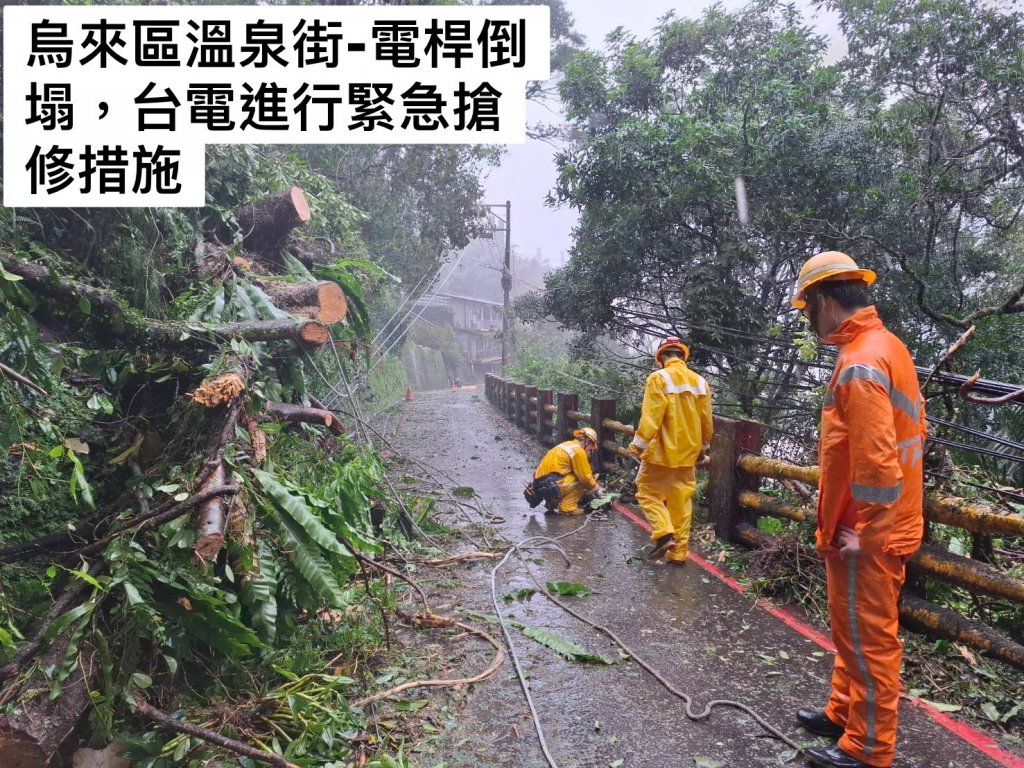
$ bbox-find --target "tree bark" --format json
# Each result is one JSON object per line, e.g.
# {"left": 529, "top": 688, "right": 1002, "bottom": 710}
{"left": 900, "top": 593, "right": 1024, "bottom": 669}
{"left": 230, "top": 187, "right": 311, "bottom": 258}
{"left": 194, "top": 462, "right": 230, "bottom": 562}
{"left": 256, "top": 280, "right": 348, "bottom": 324}
{"left": 0, "top": 634, "right": 96, "bottom": 767}
{"left": 261, "top": 401, "right": 346, "bottom": 435}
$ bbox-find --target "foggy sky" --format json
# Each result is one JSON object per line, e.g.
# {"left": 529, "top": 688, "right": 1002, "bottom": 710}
{"left": 482, "top": 0, "right": 843, "bottom": 269}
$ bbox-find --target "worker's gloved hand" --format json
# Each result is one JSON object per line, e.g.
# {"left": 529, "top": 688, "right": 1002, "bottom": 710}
{"left": 595, "top": 485, "right": 607, "bottom": 497}
{"left": 627, "top": 443, "right": 643, "bottom": 459}
{"left": 697, "top": 451, "right": 711, "bottom": 468}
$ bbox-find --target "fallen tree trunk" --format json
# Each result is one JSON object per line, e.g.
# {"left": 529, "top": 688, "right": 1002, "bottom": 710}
{"left": 193, "top": 377, "right": 248, "bottom": 562}
{"left": 0, "top": 256, "right": 332, "bottom": 349}
{"left": 261, "top": 401, "right": 346, "bottom": 436}
{"left": 0, "top": 631, "right": 96, "bottom": 766}
{"left": 0, "top": 576, "right": 93, "bottom": 683}
{"left": 900, "top": 593, "right": 1024, "bottom": 669}
{"left": 256, "top": 280, "right": 348, "bottom": 324}
{"left": 194, "top": 463, "right": 230, "bottom": 562}
{"left": 230, "top": 187, "right": 311, "bottom": 258}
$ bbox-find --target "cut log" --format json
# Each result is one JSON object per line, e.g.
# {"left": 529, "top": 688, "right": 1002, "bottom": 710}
{"left": 0, "top": 633, "right": 96, "bottom": 767}
{"left": 256, "top": 280, "right": 348, "bottom": 324}
{"left": 189, "top": 372, "right": 247, "bottom": 409}
{"left": 244, "top": 415, "right": 268, "bottom": 466}
{"left": 261, "top": 401, "right": 346, "bottom": 436}
{"left": 231, "top": 187, "right": 311, "bottom": 257}
{"left": 194, "top": 462, "right": 230, "bottom": 562}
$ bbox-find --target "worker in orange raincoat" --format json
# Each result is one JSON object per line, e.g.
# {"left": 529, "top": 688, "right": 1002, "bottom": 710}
{"left": 628, "top": 337, "right": 713, "bottom": 563}
{"left": 528, "top": 427, "right": 604, "bottom": 515}
{"left": 792, "top": 252, "right": 927, "bottom": 768}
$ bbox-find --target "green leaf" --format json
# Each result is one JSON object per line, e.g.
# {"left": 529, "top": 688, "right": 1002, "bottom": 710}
{"left": 547, "top": 581, "right": 593, "bottom": 597}
{"left": 694, "top": 759, "right": 722, "bottom": 768}
{"left": 49, "top": 615, "right": 89, "bottom": 699}
{"left": 65, "top": 567, "right": 104, "bottom": 591}
{"left": 981, "top": 702, "right": 1001, "bottom": 721}
{"left": 44, "top": 600, "right": 96, "bottom": 641}
{"left": 242, "top": 539, "right": 280, "bottom": 642}
{"left": 78, "top": 297, "right": 91, "bottom": 315}
{"left": 131, "top": 672, "right": 153, "bottom": 689}
{"left": 271, "top": 508, "right": 346, "bottom": 609}
{"left": 256, "top": 470, "right": 350, "bottom": 558}
{"left": 173, "top": 737, "right": 190, "bottom": 761}
{"left": 508, "top": 620, "right": 613, "bottom": 665}
{"left": 122, "top": 581, "right": 145, "bottom": 606}
{"left": 501, "top": 587, "right": 537, "bottom": 602}
{"left": 918, "top": 699, "right": 962, "bottom": 713}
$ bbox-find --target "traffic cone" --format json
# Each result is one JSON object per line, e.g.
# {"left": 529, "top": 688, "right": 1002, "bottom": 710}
{"left": 406, "top": 386, "right": 413, "bottom": 401}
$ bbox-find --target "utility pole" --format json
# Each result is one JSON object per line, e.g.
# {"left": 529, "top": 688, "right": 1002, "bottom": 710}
{"left": 502, "top": 199, "right": 512, "bottom": 367}
{"left": 481, "top": 201, "right": 512, "bottom": 369}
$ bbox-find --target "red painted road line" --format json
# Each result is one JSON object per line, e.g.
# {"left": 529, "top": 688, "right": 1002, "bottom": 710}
{"left": 610, "top": 500, "right": 1024, "bottom": 768}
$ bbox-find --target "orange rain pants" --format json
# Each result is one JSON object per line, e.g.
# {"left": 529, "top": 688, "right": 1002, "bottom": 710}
{"left": 824, "top": 551, "right": 907, "bottom": 768}
{"left": 635, "top": 463, "right": 696, "bottom": 561}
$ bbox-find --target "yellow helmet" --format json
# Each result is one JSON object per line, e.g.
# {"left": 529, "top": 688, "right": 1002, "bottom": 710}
{"left": 654, "top": 336, "right": 690, "bottom": 367}
{"left": 791, "top": 251, "right": 876, "bottom": 309}
{"left": 574, "top": 427, "right": 598, "bottom": 444}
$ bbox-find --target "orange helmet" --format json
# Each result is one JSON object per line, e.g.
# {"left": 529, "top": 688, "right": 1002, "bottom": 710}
{"left": 791, "top": 251, "right": 876, "bottom": 309}
{"left": 654, "top": 336, "right": 690, "bottom": 367}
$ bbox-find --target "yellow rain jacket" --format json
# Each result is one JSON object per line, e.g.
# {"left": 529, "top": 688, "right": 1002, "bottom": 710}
{"left": 534, "top": 440, "right": 598, "bottom": 491}
{"left": 818, "top": 306, "right": 927, "bottom": 556}
{"left": 631, "top": 358, "right": 713, "bottom": 467}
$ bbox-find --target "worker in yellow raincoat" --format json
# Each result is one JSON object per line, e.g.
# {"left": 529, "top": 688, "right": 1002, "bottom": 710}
{"left": 792, "top": 252, "right": 926, "bottom": 768}
{"left": 527, "top": 427, "right": 604, "bottom": 515}
{"left": 628, "top": 337, "right": 713, "bottom": 563}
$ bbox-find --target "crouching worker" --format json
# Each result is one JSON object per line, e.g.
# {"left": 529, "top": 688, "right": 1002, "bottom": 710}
{"left": 629, "top": 337, "right": 713, "bottom": 563}
{"left": 525, "top": 427, "right": 605, "bottom": 515}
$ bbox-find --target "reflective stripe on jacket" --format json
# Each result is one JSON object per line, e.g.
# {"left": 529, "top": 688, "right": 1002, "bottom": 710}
{"left": 631, "top": 358, "right": 713, "bottom": 468}
{"left": 818, "top": 306, "right": 926, "bottom": 556}
{"left": 535, "top": 440, "right": 598, "bottom": 490}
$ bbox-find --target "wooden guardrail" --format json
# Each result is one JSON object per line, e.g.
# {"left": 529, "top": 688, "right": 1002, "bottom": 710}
{"left": 485, "top": 374, "right": 1024, "bottom": 669}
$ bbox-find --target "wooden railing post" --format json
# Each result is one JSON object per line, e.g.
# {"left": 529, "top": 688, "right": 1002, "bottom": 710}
{"left": 524, "top": 385, "right": 538, "bottom": 435}
{"left": 591, "top": 397, "right": 617, "bottom": 472}
{"left": 537, "top": 388, "right": 554, "bottom": 444}
{"left": 504, "top": 380, "right": 513, "bottom": 417}
{"left": 514, "top": 383, "right": 526, "bottom": 428}
{"left": 708, "top": 416, "right": 762, "bottom": 542}
{"left": 555, "top": 392, "right": 577, "bottom": 444}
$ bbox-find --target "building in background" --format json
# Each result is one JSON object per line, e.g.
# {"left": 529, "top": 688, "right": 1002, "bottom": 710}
{"left": 412, "top": 292, "right": 503, "bottom": 379}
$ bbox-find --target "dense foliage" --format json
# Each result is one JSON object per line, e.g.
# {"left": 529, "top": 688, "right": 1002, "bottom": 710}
{"left": 528, "top": 0, "right": 1024, "bottom": 477}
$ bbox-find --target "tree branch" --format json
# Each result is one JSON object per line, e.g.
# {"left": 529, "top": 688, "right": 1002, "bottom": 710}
{"left": 130, "top": 694, "right": 300, "bottom": 768}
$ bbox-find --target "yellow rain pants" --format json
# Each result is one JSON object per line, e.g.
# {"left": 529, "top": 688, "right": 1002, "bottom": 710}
{"left": 635, "top": 463, "right": 696, "bottom": 561}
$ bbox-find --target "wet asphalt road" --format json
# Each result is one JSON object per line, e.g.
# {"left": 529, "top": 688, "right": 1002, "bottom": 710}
{"left": 391, "top": 388, "right": 1011, "bottom": 768}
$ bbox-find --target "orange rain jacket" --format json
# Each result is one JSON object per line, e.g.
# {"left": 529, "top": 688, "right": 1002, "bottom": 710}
{"left": 630, "top": 358, "right": 714, "bottom": 468}
{"left": 817, "top": 307, "right": 927, "bottom": 556}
